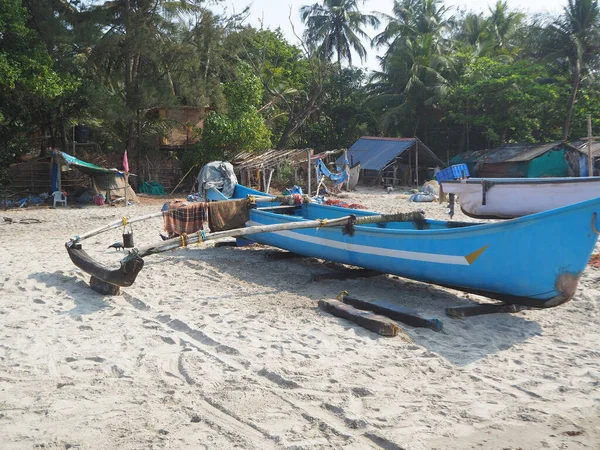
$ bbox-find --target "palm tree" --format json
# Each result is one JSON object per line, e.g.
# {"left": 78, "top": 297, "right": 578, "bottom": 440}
{"left": 368, "top": 0, "right": 454, "bottom": 135}
{"left": 455, "top": 13, "right": 491, "bottom": 50}
{"left": 487, "top": 1, "right": 524, "bottom": 53}
{"left": 300, "top": 0, "right": 379, "bottom": 67}
{"left": 537, "top": 0, "right": 600, "bottom": 140}
{"left": 372, "top": 0, "right": 451, "bottom": 49}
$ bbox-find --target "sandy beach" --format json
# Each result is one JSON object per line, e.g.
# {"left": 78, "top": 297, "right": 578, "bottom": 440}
{"left": 1, "top": 187, "right": 599, "bottom": 450}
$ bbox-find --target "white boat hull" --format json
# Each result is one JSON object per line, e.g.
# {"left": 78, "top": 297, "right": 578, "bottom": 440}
{"left": 441, "top": 177, "right": 600, "bottom": 218}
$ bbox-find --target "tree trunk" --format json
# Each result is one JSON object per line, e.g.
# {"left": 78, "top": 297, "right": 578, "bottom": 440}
{"left": 124, "top": 0, "right": 137, "bottom": 154}
{"left": 563, "top": 61, "right": 581, "bottom": 142}
{"left": 61, "top": 123, "right": 69, "bottom": 152}
{"left": 276, "top": 87, "right": 324, "bottom": 149}
{"left": 276, "top": 100, "right": 319, "bottom": 149}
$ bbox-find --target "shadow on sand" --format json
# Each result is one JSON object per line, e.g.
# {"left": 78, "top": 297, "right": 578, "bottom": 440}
{"left": 28, "top": 270, "right": 113, "bottom": 317}
{"left": 155, "top": 244, "right": 544, "bottom": 366}
{"left": 30, "top": 243, "right": 544, "bottom": 366}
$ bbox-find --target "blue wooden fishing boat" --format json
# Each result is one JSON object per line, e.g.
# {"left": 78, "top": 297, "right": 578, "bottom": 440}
{"left": 210, "top": 184, "right": 600, "bottom": 308}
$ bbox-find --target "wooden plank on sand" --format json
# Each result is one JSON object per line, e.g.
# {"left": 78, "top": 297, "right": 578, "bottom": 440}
{"left": 265, "top": 251, "right": 304, "bottom": 261}
{"left": 313, "top": 268, "right": 380, "bottom": 282}
{"left": 445, "top": 303, "right": 530, "bottom": 318}
{"left": 318, "top": 299, "right": 399, "bottom": 337}
{"left": 340, "top": 294, "right": 443, "bottom": 332}
{"left": 90, "top": 276, "right": 120, "bottom": 295}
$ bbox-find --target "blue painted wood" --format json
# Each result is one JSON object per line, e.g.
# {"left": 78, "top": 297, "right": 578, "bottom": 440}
{"left": 225, "top": 184, "right": 600, "bottom": 307}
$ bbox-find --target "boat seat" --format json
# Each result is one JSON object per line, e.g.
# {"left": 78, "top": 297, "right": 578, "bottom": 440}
{"left": 52, "top": 191, "right": 67, "bottom": 208}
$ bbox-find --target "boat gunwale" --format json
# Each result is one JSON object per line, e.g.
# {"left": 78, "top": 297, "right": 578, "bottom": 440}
{"left": 249, "top": 196, "right": 600, "bottom": 237}
{"left": 441, "top": 176, "right": 600, "bottom": 186}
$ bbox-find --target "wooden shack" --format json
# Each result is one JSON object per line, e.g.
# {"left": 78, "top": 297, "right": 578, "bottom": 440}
{"left": 230, "top": 149, "right": 314, "bottom": 193}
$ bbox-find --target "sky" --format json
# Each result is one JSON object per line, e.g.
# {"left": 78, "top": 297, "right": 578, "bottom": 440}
{"left": 221, "top": 0, "right": 567, "bottom": 71}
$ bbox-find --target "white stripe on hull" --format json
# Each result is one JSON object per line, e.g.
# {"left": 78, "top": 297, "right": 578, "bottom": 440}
{"left": 248, "top": 221, "right": 470, "bottom": 266}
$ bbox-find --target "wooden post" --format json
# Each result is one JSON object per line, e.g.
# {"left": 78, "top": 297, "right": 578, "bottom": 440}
{"left": 124, "top": 173, "right": 129, "bottom": 207}
{"left": 306, "top": 148, "right": 312, "bottom": 195}
{"left": 58, "top": 161, "right": 62, "bottom": 192}
{"left": 265, "top": 168, "right": 274, "bottom": 194}
{"left": 408, "top": 148, "right": 411, "bottom": 186}
{"left": 588, "top": 114, "right": 594, "bottom": 177}
{"left": 415, "top": 144, "right": 419, "bottom": 186}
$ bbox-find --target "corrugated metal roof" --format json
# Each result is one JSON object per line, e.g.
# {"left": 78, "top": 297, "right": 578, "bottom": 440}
{"left": 572, "top": 140, "right": 600, "bottom": 158}
{"left": 450, "top": 149, "right": 489, "bottom": 164}
{"left": 336, "top": 136, "right": 443, "bottom": 171}
{"left": 480, "top": 142, "right": 567, "bottom": 163}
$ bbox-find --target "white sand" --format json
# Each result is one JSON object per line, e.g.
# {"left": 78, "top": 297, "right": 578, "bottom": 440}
{"left": 1, "top": 187, "right": 599, "bottom": 450}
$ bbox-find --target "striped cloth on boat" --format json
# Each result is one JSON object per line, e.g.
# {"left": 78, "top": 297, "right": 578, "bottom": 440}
{"left": 162, "top": 201, "right": 208, "bottom": 236}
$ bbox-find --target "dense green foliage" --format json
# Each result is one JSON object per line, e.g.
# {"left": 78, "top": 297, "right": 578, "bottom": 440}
{"left": 1, "top": 0, "right": 600, "bottom": 174}
{"left": 196, "top": 64, "right": 272, "bottom": 159}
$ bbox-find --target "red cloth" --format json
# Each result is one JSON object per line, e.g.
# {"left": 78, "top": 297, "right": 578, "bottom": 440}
{"left": 123, "top": 151, "right": 130, "bottom": 173}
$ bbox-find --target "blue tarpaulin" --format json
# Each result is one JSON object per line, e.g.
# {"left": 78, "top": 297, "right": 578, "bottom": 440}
{"left": 315, "top": 159, "right": 348, "bottom": 185}
{"left": 336, "top": 137, "right": 443, "bottom": 172}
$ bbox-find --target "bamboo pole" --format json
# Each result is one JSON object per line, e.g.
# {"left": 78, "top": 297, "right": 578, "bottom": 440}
{"left": 265, "top": 168, "right": 274, "bottom": 194}
{"left": 70, "top": 211, "right": 164, "bottom": 242}
{"left": 135, "top": 211, "right": 425, "bottom": 258}
{"left": 306, "top": 148, "right": 312, "bottom": 195}
{"left": 588, "top": 114, "right": 594, "bottom": 178}
{"left": 124, "top": 173, "right": 129, "bottom": 207}
{"left": 170, "top": 164, "right": 197, "bottom": 195}
{"left": 415, "top": 143, "right": 419, "bottom": 186}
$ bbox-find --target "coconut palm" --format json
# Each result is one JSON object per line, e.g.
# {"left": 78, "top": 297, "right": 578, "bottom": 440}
{"left": 536, "top": 0, "right": 600, "bottom": 140}
{"left": 368, "top": 0, "right": 454, "bottom": 135}
{"left": 300, "top": 0, "right": 380, "bottom": 67}
{"left": 372, "top": 0, "right": 451, "bottom": 51}
{"left": 487, "top": 1, "right": 524, "bottom": 53}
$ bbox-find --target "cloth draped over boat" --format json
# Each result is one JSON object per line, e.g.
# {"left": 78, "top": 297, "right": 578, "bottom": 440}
{"left": 162, "top": 201, "right": 208, "bottom": 235}
{"left": 197, "top": 161, "right": 238, "bottom": 200}
{"left": 162, "top": 198, "right": 249, "bottom": 235}
{"left": 208, "top": 199, "right": 250, "bottom": 232}
{"left": 315, "top": 159, "right": 348, "bottom": 185}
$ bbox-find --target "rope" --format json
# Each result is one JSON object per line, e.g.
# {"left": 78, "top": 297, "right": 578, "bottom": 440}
{"left": 180, "top": 233, "right": 188, "bottom": 247}
{"left": 122, "top": 217, "right": 129, "bottom": 226}
{"left": 593, "top": 213, "right": 600, "bottom": 235}
{"left": 355, "top": 211, "right": 425, "bottom": 225}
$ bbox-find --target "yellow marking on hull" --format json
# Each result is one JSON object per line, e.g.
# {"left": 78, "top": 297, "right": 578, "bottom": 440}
{"left": 465, "top": 245, "right": 489, "bottom": 265}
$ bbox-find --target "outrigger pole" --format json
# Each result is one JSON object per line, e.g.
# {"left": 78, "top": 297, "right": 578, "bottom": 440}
{"left": 66, "top": 209, "right": 424, "bottom": 292}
